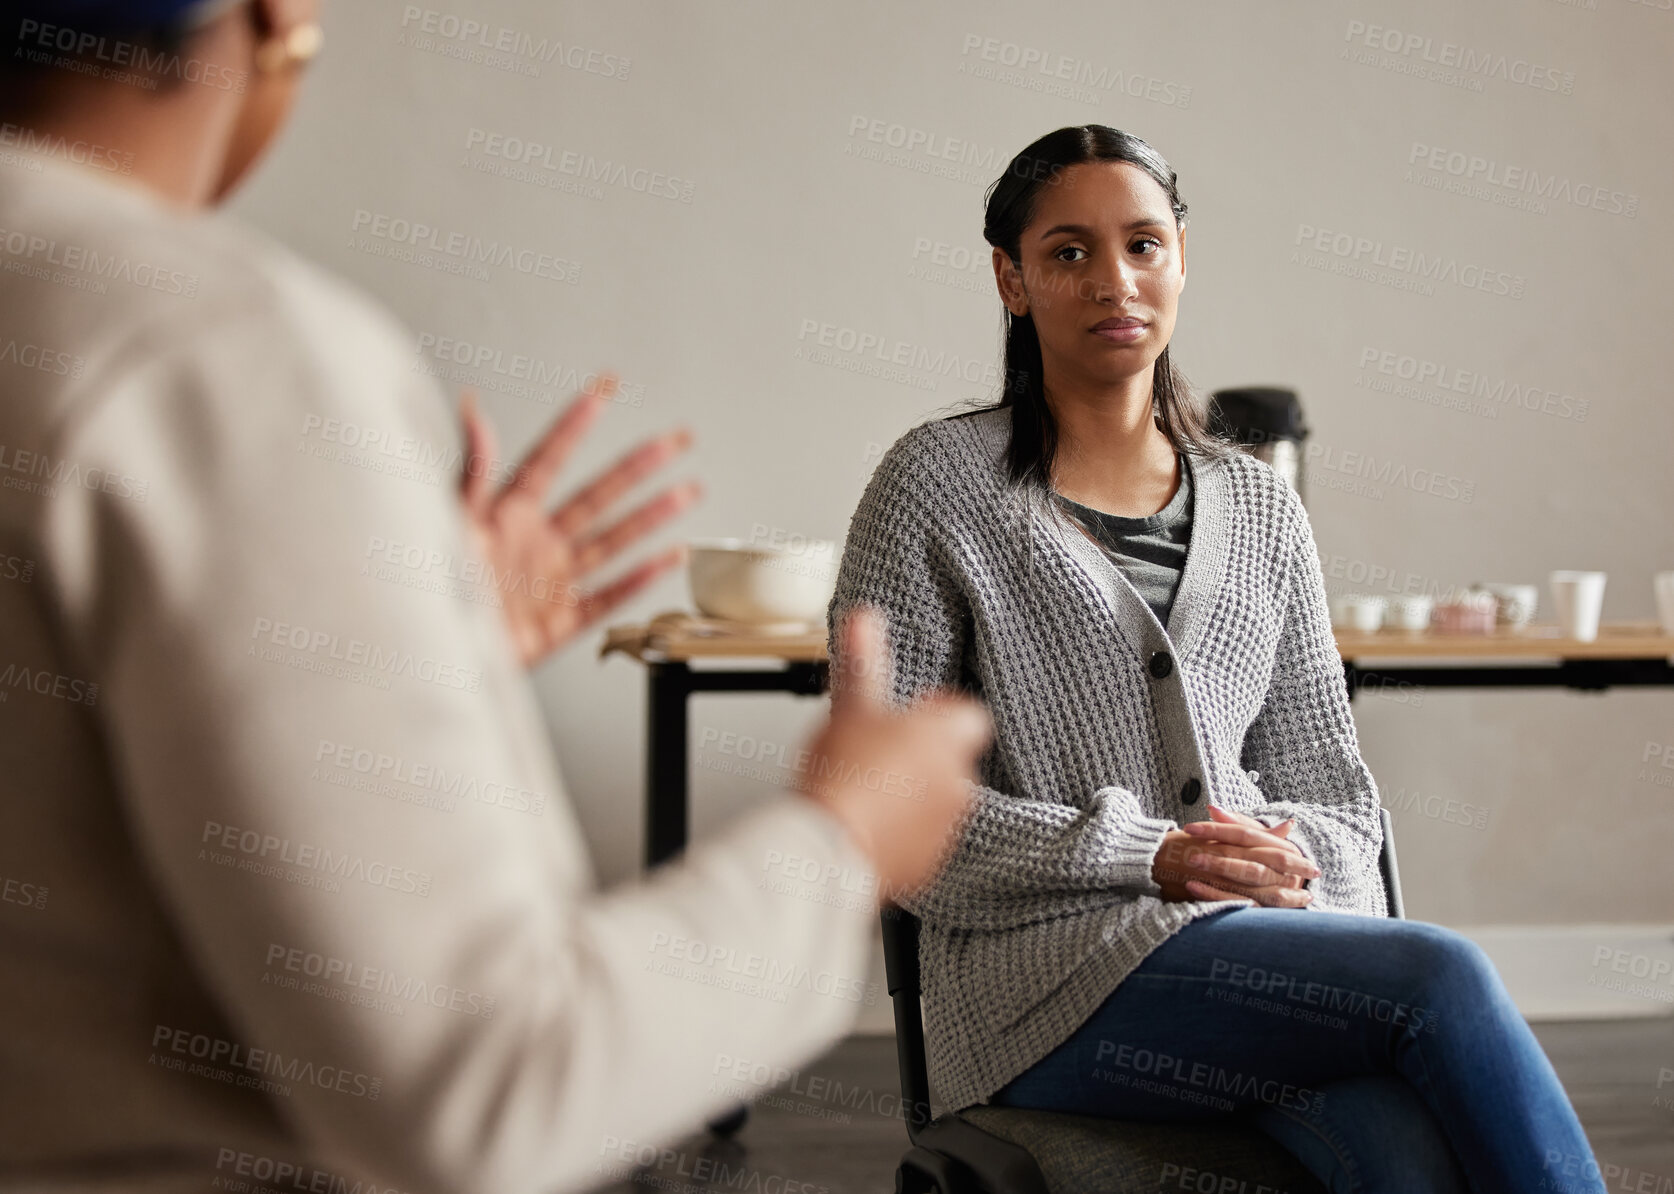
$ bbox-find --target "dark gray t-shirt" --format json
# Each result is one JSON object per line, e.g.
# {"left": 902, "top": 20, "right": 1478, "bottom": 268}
{"left": 1052, "top": 453, "right": 1194, "bottom": 628}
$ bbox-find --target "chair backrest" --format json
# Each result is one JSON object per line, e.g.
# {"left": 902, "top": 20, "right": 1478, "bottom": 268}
{"left": 1377, "top": 805, "right": 1404, "bottom": 919}
{"left": 881, "top": 806, "right": 1406, "bottom": 1143}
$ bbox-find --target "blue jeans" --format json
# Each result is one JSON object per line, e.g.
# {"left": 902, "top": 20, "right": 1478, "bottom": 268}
{"left": 989, "top": 907, "right": 1605, "bottom": 1194}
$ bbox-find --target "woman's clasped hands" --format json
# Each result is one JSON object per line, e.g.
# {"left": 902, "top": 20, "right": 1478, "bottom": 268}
{"left": 1152, "top": 805, "right": 1323, "bottom": 908}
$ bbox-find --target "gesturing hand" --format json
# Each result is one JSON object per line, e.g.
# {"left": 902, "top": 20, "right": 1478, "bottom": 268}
{"left": 804, "top": 606, "right": 991, "bottom": 900}
{"left": 1153, "top": 805, "right": 1321, "bottom": 909}
{"left": 458, "top": 373, "right": 702, "bottom": 669}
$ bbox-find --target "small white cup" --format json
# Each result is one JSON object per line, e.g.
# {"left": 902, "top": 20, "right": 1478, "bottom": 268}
{"left": 1549, "top": 570, "right": 1607, "bottom": 642}
{"left": 1655, "top": 571, "right": 1674, "bottom": 637}
{"left": 1331, "top": 593, "right": 1386, "bottom": 632}
{"left": 1479, "top": 582, "right": 1538, "bottom": 628}
{"left": 1383, "top": 595, "right": 1433, "bottom": 630}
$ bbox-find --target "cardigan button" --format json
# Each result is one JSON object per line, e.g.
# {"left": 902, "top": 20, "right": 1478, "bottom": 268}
{"left": 1180, "top": 778, "right": 1202, "bottom": 804}
{"left": 1148, "top": 651, "right": 1173, "bottom": 680}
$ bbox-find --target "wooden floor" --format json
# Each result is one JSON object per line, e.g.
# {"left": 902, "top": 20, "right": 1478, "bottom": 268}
{"left": 592, "top": 1019, "right": 1674, "bottom": 1193}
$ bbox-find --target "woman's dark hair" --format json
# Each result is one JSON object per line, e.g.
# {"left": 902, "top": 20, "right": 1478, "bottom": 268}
{"left": 968, "top": 124, "right": 1238, "bottom": 500}
{"left": 0, "top": 4, "right": 207, "bottom": 113}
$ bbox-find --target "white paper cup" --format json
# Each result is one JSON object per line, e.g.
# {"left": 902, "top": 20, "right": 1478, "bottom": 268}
{"left": 1655, "top": 571, "right": 1674, "bottom": 637}
{"left": 1549, "top": 570, "right": 1607, "bottom": 642}
{"left": 1330, "top": 594, "right": 1385, "bottom": 632}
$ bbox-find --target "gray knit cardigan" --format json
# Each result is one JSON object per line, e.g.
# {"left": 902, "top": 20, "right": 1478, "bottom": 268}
{"left": 825, "top": 405, "right": 1389, "bottom": 1114}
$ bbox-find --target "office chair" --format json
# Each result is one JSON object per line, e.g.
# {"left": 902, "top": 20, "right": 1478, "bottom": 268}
{"left": 883, "top": 807, "right": 1406, "bottom": 1194}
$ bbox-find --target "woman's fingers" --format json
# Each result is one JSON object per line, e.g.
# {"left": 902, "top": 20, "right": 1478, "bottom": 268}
{"left": 1249, "top": 884, "right": 1313, "bottom": 908}
{"left": 564, "top": 544, "right": 687, "bottom": 634}
{"left": 1187, "top": 877, "right": 1312, "bottom": 909}
{"left": 1183, "top": 879, "right": 1256, "bottom": 906}
{"left": 459, "top": 389, "right": 499, "bottom": 519}
{"left": 569, "top": 479, "right": 703, "bottom": 575}
{"left": 1181, "top": 819, "right": 1271, "bottom": 846}
{"left": 1186, "top": 848, "right": 1285, "bottom": 887}
{"left": 1208, "top": 805, "right": 1296, "bottom": 842}
{"left": 550, "top": 425, "right": 694, "bottom": 538}
{"left": 1182, "top": 819, "right": 1314, "bottom": 869}
{"left": 1255, "top": 884, "right": 1314, "bottom": 908}
{"left": 1188, "top": 842, "right": 1319, "bottom": 882}
{"left": 510, "top": 376, "right": 616, "bottom": 504}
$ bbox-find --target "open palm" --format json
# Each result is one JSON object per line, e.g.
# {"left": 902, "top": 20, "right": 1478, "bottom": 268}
{"left": 458, "top": 373, "right": 702, "bottom": 669}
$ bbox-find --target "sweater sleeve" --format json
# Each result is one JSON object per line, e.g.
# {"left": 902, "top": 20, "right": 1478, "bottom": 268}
{"left": 1238, "top": 487, "right": 1388, "bottom": 917}
{"left": 37, "top": 285, "right": 881, "bottom": 1194}
{"left": 827, "top": 437, "right": 1178, "bottom": 931}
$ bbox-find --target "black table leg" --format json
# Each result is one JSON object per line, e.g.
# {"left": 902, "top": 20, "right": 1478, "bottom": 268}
{"left": 646, "top": 661, "right": 692, "bottom": 866}
{"left": 640, "top": 657, "right": 837, "bottom": 1139}
{"left": 645, "top": 659, "right": 752, "bottom": 1137}
{"left": 644, "top": 660, "right": 833, "bottom": 866}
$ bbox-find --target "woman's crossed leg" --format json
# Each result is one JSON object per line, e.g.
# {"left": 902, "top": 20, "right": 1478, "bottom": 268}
{"left": 990, "top": 907, "right": 1605, "bottom": 1194}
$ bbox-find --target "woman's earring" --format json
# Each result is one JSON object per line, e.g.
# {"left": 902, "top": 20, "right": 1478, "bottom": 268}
{"left": 254, "top": 22, "right": 325, "bottom": 73}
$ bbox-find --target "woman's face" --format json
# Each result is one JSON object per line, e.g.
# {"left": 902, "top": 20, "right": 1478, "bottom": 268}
{"left": 992, "top": 160, "right": 1187, "bottom": 397}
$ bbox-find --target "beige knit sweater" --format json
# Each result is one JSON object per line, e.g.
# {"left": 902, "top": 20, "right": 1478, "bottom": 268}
{"left": 0, "top": 150, "right": 878, "bottom": 1194}
{"left": 826, "top": 406, "right": 1389, "bottom": 1114}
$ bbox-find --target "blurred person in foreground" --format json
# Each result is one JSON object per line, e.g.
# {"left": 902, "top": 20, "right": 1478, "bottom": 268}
{"left": 0, "top": 3, "right": 990, "bottom": 1192}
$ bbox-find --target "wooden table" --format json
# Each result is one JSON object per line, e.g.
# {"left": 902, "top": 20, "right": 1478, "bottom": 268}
{"left": 1336, "top": 619, "right": 1674, "bottom": 698}
{"left": 602, "top": 614, "right": 1674, "bottom": 868}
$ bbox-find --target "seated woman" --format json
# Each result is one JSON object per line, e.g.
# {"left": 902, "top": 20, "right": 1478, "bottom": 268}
{"left": 827, "top": 124, "right": 1606, "bottom": 1194}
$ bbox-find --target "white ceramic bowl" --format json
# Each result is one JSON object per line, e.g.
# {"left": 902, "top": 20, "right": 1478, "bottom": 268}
{"left": 688, "top": 537, "right": 839, "bottom": 625}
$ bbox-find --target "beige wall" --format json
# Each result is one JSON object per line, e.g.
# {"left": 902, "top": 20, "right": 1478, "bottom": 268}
{"left": 231, "top": 1, "right": 1674, "bottom": 973}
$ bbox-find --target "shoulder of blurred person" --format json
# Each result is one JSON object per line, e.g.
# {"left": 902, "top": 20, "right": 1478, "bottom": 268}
{"left": 0, "top": 148, "right": 445, "bottom": 454}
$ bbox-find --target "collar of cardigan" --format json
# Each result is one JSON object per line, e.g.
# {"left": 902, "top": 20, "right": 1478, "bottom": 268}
{"left": 967, "top": 405, "right": 1234, "bottom": 669}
